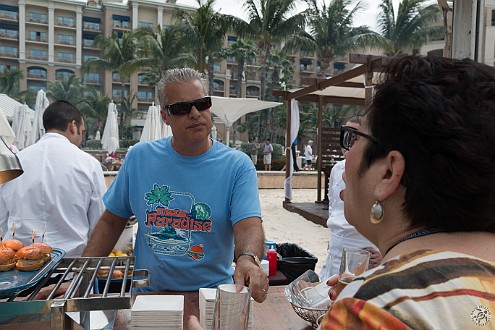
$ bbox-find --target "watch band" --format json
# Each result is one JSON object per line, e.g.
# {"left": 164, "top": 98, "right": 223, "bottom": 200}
{"left": 237, "top": 252, "right": 260, "bottom": 265}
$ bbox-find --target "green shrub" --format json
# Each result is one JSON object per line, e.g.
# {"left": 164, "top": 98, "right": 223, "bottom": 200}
{"left": 85, "top": 140, "right": 102, "bottom": 149}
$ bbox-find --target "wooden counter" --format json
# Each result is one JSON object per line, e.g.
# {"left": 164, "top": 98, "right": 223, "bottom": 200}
{"left": 114, "top": 286, "right": 315, "bottom": 329}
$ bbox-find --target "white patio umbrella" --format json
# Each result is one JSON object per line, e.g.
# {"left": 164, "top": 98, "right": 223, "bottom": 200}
{"left": 210, "top": 96, "right": 283, "bottom": 147}
{"left": 28, "top": 89, "right": 49, "bottom": 146}
{"left": 11, "top": 104, "right": 33, "bottom": 150}
{"left": 157, "top": 105, "right": 173, "bottom": 138}
{"left": 140, "top": 103, "right": 163, "bottom": 142}
{"left": 0, "top": 106, "right": 15, "bottom": 146}
{"left": 101, "top": 102, "right": 119, "bottom": 154}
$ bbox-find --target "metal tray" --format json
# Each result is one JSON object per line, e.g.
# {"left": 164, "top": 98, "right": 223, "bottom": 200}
{"left": 0, "top": 247, "right": 65, "bottom": 298}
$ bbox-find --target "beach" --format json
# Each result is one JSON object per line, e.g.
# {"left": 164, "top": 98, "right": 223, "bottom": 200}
{"left": 260, "top": 189, "right": 328, "bottom": 276}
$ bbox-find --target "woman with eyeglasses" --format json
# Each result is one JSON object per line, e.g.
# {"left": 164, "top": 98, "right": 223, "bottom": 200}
{"left": 318, "top": 56, "right": 495, "bottom": 329}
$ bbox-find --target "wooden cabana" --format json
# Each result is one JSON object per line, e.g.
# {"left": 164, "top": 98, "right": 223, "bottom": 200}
{"left": 273, "top": 54, "right": 391, "bottom": 210}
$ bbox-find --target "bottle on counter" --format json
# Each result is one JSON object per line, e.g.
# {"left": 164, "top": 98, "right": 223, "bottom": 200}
{"left": 267, "top": 248, "right": 277, "bottom": 276}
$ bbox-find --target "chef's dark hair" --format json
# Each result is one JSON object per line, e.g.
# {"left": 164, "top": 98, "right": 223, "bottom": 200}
{"left": 43, "top": 100, "right": 83, "bottom": 132}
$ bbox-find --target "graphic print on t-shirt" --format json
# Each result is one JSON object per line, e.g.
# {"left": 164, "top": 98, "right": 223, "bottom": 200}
{"left": 143, "top": 184, "right": 212, "bottom": 260}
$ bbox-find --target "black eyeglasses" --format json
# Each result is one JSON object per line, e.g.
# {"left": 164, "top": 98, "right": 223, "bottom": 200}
{"left": 340, "top": 126, "right": 378, "bottom": 150}
{"left": 165, "top": 96, "right": 212, "bottom": 116}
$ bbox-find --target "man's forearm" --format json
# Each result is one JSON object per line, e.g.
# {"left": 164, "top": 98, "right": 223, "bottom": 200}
{"left": 233, "top": 217, "right": 265, "bottom": 260}
{"left": 82, "top": 210, "right": 128, "bottom": 257}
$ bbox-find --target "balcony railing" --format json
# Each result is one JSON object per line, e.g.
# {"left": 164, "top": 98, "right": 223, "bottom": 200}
{"left": 57, "top": 39, "right": 75, "bottom": 46}
{"left": 28, "top": 17, "right": 48, "bottom": 24}
{"left": 0, "top": 12, "right": 18, "bottom": 21}
{"left": 28, "top": 54, "right": 48, "bottom": 60}
{"left": 58, "top": 57, "right": 74, "bottom": 63}
{"left": 56, "top": 20, "right": 75, "bottom": 28}
{"left": 137, "top": 97, "right": 154, "bottom": 102}
{"left": 83, "top": 40, "right": 95, "bottom": 47}
{"left": 83, "top": 24, "right": 101, "bottom": 32}
{"left": 0, "top": 51, "right": 18, "bottom": 58}
{"left": 27, "top": 36, "right": 47, "bottom": 42}
{"left": 0, "top": 31, "right": 18, "bottom": 39}
{"left": 84, "top": 78, "right": 100, "bottom": 84}
{"left": 27, "top": 73, "right": 47, "bottom": 79}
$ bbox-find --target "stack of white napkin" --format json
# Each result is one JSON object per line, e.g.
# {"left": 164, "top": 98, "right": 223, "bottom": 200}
{"left": 199, "top": 288, "right": 253, "bottom": 329}
{"left": 131, "top": 295, "right": 184, "bottom": 330}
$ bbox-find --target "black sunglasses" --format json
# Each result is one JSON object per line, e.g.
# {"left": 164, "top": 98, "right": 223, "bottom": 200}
{"left": 340, "top": 125, "right": 378, "bottom": 150}
{"left": 165, "top": 96, "right": 212, "bottom": 116}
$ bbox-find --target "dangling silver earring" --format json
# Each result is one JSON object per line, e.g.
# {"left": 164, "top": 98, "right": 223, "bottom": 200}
{"left": 370, "top": 201, "right": 384, "bottom": 224}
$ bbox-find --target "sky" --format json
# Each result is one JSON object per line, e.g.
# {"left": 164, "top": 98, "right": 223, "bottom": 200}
{"left": 176, "top": 0, "right": 401, "bottom": 32}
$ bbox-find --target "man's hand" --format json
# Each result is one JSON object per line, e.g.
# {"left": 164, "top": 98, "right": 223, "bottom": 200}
{"left": 34, "top": 281, "right": 72, "bottom": 300}
{"left": 233, "top": 257, "right": 269, "bottom": 303}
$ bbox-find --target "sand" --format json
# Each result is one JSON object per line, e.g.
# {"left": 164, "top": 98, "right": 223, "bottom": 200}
{"left": 260, "top": 189, "right": 328, "bottom": 276}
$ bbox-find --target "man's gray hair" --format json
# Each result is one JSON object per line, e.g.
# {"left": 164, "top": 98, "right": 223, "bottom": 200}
{"left": 157, "top": 68, "right": 208, "bottom": 108}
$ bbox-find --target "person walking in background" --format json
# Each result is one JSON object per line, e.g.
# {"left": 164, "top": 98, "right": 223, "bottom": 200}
{"left": 291, "top": 137, "right": 300, "bottom": 172}
{"left": 304, "top": 140, "right": 314, "bottom": 170}
{"left": 263, "top": 138, "right": 273, "bottom": 171}
{"left": 0, "top": 100, "right": 106, "bottom": 257}
{"left": 250, "top": 136, "right": 260, "bottom": 166}
{"left": 76, "top": 68, "right": 269, "bottom": 303}
{"left": 319, "top": 116, "right": 381, "bottom": 280}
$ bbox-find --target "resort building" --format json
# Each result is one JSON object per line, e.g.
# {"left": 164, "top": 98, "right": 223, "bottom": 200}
{"left": 5, "top": 0, "right": 492, "bottom": 141}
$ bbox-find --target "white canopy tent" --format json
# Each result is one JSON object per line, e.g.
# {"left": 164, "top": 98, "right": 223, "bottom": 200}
{"left": 210, "top": 96, "right": 283, "bottom": 147}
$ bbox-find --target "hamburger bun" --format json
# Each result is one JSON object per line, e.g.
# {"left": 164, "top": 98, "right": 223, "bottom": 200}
{"left": 16, "top": 258, "right": 45, "bottom": 271}
{"left": 29, "top": 242, "right": 53, "bottom": 254}
{"left": 3, "top": 239, "right": 24, "bottom": 251}
{"left": 28, "top": 243, "right": 52, "bottom": 263}
{"left": 0, "top": 247, "right": 16, "bottom": 271}
{"left": 97, "top": 268, "right": 110, "bottom": 278}
{"left": 112, "top": 270, "right": 124, "bottom": 279}
{"left": 15, "top": 246, "right": 45, "bottom": 271}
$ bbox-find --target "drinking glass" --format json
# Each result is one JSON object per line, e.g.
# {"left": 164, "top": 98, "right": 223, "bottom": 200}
{"left": 335, "top": 248, "right": 370, "bottom": 294}
{"left": 212, "top": 284, "right": 251, "bottom": 330}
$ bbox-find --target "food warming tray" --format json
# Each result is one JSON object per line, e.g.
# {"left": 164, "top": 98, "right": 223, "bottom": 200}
{"left": 0, "top": 248, "right": 66, "bottom": 299}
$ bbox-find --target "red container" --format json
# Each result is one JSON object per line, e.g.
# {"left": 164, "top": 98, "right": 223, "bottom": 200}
{"left": 267, "top": 249, "right": 277, "bottom": 276}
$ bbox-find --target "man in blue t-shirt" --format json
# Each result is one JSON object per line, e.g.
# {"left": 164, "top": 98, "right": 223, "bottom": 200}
{"left": 81, "top": 68, "right": 269, "bottom": 303}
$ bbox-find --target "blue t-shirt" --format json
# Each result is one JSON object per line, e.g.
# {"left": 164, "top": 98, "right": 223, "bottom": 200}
{"left": 103, "top": 137, "right": 261, "bottom": 292}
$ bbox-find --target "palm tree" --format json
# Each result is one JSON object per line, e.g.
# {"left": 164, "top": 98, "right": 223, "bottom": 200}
{"left": 0, "top": 67, "right": 35, "bottom": 105}
{"left": 83, "top": 86, "right": 112, "bottom": 135}
{"left": 266, "top": 50, "right": 293, "bottom": 141}
{"left": 46, "top": 74, "right": 88, "bottom": 112}
{"left": 234, "top": 0, "right": 312, "bottom": 136}
{"left": 371, "top": 0, "right": 442, "bottom": 56}
{"left": 135, "top": 25, "right": 195, "bottom": 87}
{"left": 174, "top": 0, "right": 232, "bottom": 92}
{"left": 82, "top": 31, "right": 140, "bottom": 130}
{"left": 306, "top": 0, "right": 374, "bottom": 77}
{"left": 221, "top": 39, "right": 257, "bottom": 98}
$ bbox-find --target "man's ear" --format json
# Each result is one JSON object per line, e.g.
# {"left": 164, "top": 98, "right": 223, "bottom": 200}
{"left": 160, "top": 110, "right": 169, "bottom": 125}
{"left": 68, "top": 120, "right": 77, "bottom": 135}
{"left": 374, "top": 150, "right": 405, "bottom": 201}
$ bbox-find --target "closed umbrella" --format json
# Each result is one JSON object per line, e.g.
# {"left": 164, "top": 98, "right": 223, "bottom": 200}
{"left": 140, "top": 103, "right": 163, "bottom": 141}
{"left": 157, "top": 105, "right": 173, "bottom": 138}
{"left": 11, "top": 104, "right": 33, "bottom": 150}
{"left": 101, "top": 102, "right": 119, "bottom": 154}
{"left": 0, "top": 106, "right": 15, "bottom": 146}
{"left": 28, "top": 89, "right": 49, "bottom": 146}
